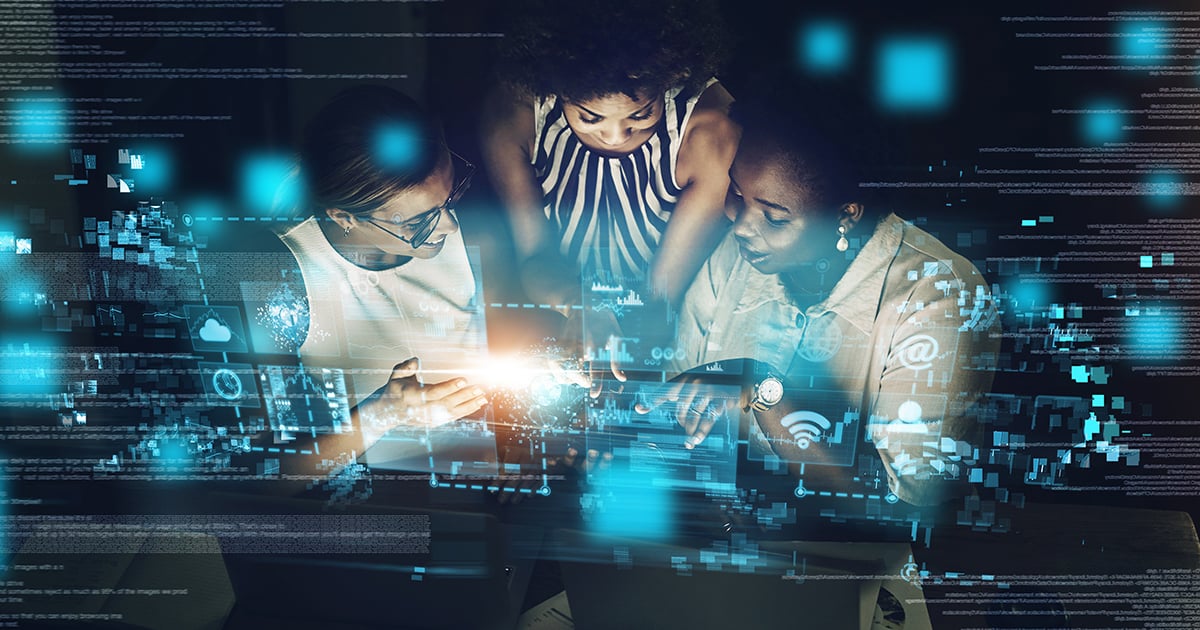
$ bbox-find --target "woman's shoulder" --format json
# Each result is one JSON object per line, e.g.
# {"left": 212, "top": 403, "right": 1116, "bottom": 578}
{"left": 690, "top": 79, "right": 734, "bottom": 113}
{"left": 481, "top": 85, "right": 538, "bottom": 131}
{"left": 892, "top": 215, "right": 986, "bottom": 284}
{"left": 675, "top": 80, "right": 739, "bottom": 182}
{"left": 480, "top": 84, "right": 539, "bottom": 160}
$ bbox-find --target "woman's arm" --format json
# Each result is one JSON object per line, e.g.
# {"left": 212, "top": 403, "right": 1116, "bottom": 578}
{"left": 869, "top": 270, "right": 1000, "bottom": 506}
{"left": 480, "top": 86, "right": 578, "bottom": 310}
{"left": 651, "top": 82, "right": 740, "bottom": 305}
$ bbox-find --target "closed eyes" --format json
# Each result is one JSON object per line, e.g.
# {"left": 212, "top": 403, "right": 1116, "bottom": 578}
{"left": 577, "top": 107, "right": 655, "bottom": 125}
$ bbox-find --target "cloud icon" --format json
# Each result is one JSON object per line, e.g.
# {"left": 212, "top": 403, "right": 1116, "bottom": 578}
{"left": 198, "top": 318, "right": 232, "bottom": 343}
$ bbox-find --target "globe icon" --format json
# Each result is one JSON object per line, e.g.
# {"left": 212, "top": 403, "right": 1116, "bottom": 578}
{"left": 797, "top": 314, "right": 843, "bottom": 363}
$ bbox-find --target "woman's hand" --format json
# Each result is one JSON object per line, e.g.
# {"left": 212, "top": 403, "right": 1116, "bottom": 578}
{"left": 634, "top": 373, "right": 734, "bottom": 449}
{"left": 633, "top": 359, "right": 762, "bottom": 449}
{"left": 354, "top": 357, "right": 488, "bottom": 432}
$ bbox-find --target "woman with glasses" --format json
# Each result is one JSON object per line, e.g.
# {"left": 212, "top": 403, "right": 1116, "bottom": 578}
{"left": 482, "top": 0, "right": 737, "bottom": 379}
{"left": 275, "top": 85, "right": 488, "bottom": 443}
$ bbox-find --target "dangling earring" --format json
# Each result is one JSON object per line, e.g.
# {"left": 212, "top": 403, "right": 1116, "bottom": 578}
{"left": 343, "top": 224, "right": 352, "bottom": 237}
{"left": 836, "top": 225, "right": 849, "bottom": 252}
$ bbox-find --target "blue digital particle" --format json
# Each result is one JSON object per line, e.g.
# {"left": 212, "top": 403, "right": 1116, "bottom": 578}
{"left": 1081, "top": 100, "right": 1124, "bottom": 144}
{"left": 373, "top": 122, "right": 420, "bottom": 171}
{"left": 129, "top": 146, "right": 172, "bottom": 192}
{"left": 876, "top": 37, "right": 952, "bottom": 112}
{"left": 1123, "top": 307, "right": 1179, "bottom": 360}
{"left": 241, "top": 153, "right": 303, "bottom": 215}
{"left": 798, "top": 20, "right": 851, "bottom": 73}
{"left": 587, "top": 467, "right": 675, "bottom": 541}
{"left": 1070, "top": 365, "right": 1089, "bottom": 383}
{"left": 1117, "top": 20, "right": 1163, "bottom": 59}
{"left": 1146, "top": 173, "right": 1182, "bottom": 209}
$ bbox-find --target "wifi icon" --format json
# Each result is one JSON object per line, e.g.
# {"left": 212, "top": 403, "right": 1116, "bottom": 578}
{"left": 780, "top": 411, "right": 832, "bottom": 449}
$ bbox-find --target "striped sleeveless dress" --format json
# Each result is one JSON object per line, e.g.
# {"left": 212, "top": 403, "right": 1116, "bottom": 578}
{"left": 531, "top": 79, "right": 718, "bottom": 281}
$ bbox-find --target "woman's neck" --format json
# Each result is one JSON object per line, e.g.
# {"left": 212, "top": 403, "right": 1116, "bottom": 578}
{"left": 780, "top": 248, "right": 855, "bottom": 309}
{"left": 780, "top": 212, "right": 879, "bottom": 306}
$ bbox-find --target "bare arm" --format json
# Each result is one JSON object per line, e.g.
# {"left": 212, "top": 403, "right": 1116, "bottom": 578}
{"left": 480, "top": 86, "right": 578, "bottom": 309}
{"left": 650, "top": 82, "right": 740, "bottom": 305}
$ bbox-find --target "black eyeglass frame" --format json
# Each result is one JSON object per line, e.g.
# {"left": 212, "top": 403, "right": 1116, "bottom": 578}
{"left": 360, "top": 150, "right": 474, "bottom": 248}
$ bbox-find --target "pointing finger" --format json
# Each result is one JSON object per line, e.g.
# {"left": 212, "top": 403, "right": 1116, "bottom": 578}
{"left": 686, "top": 414, "right": 718, "bottom": 450}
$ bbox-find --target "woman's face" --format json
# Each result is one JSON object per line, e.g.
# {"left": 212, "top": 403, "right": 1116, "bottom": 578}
{"left": 350, "top": 150, "right": 460, "bottom": 260}
{"left": 728, "top": 146, "right": 836, "bottom": 276}
{"left": 562, "top": 91, "right": 665, "bottom": 156}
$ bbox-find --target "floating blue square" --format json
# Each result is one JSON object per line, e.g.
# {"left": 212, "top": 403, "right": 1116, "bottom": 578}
{"left": 877, "top": 37, "right": 951, "bottom": 112}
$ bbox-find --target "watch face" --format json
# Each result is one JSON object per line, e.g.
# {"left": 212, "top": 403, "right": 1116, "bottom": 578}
{"left": 759, "top": 377, "right": 784, "bottom": 404}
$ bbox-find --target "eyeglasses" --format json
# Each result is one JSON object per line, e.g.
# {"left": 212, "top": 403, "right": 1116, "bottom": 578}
{"left": 362, "top": 150, "right": 475, "bottom": 248}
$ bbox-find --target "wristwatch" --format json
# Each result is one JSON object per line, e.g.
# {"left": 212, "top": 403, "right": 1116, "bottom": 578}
{"left": 746, "top": 375, "right": 784, "bottom": 413}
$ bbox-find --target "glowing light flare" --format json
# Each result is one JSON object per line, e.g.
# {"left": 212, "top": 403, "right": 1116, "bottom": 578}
{"left": 469, "top": 355, "right": 586, "bottom": 393}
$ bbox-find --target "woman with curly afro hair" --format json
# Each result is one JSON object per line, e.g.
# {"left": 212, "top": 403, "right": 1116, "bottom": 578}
{"left": 482, "top": 0, "right": 738, "bottom": 378}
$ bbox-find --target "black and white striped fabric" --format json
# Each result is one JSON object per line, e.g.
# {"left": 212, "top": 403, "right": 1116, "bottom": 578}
{"left": 531, "top": 79, "right": 717, "bottom": 281}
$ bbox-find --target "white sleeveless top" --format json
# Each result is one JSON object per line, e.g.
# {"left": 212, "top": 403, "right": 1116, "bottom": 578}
{"left": 531, "top": 79, "right": 718, "bottom": 281}
{"left": 277, "top": 217, "right": 487, "bottom": 413}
